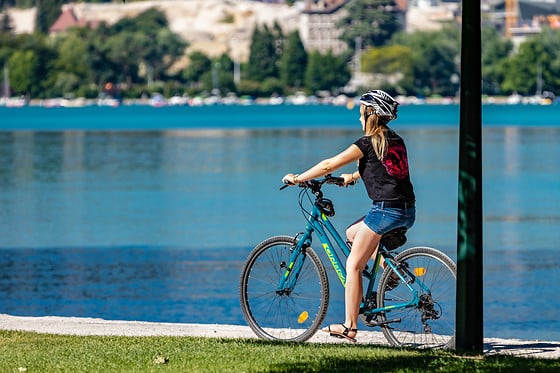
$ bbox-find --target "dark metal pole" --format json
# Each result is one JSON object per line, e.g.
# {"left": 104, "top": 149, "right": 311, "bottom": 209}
{"left": 456, "top": 0, "right": 483, "bottom": 353}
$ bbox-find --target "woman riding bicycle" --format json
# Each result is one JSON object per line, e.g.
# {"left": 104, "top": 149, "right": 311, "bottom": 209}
{"left": 282, "top": 89, "right": 416, "bottom": 342}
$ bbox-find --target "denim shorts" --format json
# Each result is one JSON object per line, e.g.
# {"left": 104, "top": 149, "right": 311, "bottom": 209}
{"left": 362, "top": 201, "right": 416, "bottom": 235}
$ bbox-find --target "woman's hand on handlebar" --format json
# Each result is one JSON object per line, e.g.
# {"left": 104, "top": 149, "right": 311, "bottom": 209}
{"left": 282, "top": 173, "right": 299, "bottom": 186}
{"left": 340, "top": 173, "right": 357, "bottom": 186}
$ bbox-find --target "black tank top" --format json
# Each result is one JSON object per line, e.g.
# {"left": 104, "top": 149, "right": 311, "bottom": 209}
{"left": 353, "top": 130, "right": 415, "bottom": 203}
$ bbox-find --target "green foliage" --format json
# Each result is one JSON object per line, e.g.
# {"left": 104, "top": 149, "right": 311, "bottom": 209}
{"left": 260, "top": 76, "right": 283, "bottom": 96}
{"left": 104, "top": 30, "right": 144, "bottom": 85}
{"left": 54, "top": 32, "right": 89, "bottom": 81}
{"left": 279, "top": 31, "right": 307, "bottom": 90}
{"left": 108, "top": 8, "right": 186, "bottom": 83}
{"left": 110, "top": 7, "right": 168, "bottom": 35}
{"left": 219, "top": 11, "right": 235, "bottom": 24}
{"left": 0, "top": 330, "right": 558, "bottom": 373}
{"left": 362, "top": 44, "right": 414, "bottom": 94}
{"left": 481, "top": 26, "right": 512, "bottom": 95}
{"left": 500, "top": 27, "right": 560, "bottom": 95}
{"left": 391, "top": 26, "right": 460, "bottom": 97}
{"left": 237, "top": 79, "right": 261, "bottom": 97}
{"left": 7, "top": 33, "right": 57, "bottom": 97}
{"left": 209, "top": 53, "right": 236, "bottom": 94}
{"left": 182, "top": 51, "right": 211, "bottom": 85}
{"left": 305, "top": 50, "right": 350, "bottom": 95}
{"left": 148, "top": 27, "right": 186, "bottom": 80}
{"left": 247, "top": 24, "right": 280, "bottom": 81}
{"left": 0, "top": 31, "right": 16, "bottom": 64}
{"left": 8, "top": 49, "right": 38, "bottom": 95}
{"left": 0, "top": 10, "right": 14, "bottom": 34}
{"left": 338, "top": 0, "right": 400, "bottom": 51}
{"left": 35, "top": 0, "right": 63, "bottom": 33}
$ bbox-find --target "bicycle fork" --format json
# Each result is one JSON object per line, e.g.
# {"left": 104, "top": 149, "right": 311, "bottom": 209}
{"left": 276, "top": 233, "right": 313, "bottom": 295}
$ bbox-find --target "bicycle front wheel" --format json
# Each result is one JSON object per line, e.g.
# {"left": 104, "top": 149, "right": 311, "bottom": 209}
{"left": 239, "top": 236, "right": 329, "bottom": 342}
{"left": 377, "top": 246, "right": 456, "bottom": 349}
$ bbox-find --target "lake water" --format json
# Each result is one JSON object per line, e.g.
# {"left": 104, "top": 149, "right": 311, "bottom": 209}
{"left": 1, "top": 104, "right": 559, "bottom": 341}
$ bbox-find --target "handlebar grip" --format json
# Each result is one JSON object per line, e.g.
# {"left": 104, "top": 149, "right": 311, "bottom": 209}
{"left": 326, "top": 176, "right": 345, "bottom": 185}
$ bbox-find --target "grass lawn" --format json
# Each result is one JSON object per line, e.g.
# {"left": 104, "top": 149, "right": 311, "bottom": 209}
{"left": 1, "top": 330, "right": 559, "bottom": 372}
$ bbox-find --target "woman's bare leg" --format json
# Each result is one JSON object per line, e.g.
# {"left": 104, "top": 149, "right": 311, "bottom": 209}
{"left": 327, "top": 221, "right": 381, "bottom": 339}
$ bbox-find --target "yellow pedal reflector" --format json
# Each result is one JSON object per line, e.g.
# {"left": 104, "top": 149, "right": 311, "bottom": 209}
{"left": 414, "top": 267, "right": 426, "bottom": 276}
{"left": 298, "top": 311, "right": 309, "bottom": 324}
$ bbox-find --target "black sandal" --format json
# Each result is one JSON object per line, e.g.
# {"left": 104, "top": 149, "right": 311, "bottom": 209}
{"left": 323, "top": 323, "right": 358, "bottom": 343}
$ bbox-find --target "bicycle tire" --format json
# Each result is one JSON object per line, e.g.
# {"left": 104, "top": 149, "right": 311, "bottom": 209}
{"left": 239, "top": 235, "right": 330, "bottom": 342}
{"left": 377, "top": 246, "right": 457, "bottom": 349}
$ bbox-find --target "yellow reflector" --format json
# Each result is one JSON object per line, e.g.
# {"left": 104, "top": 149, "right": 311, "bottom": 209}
{"left": 414, "top": 267, "right": 426, "bottom": 276}
{"left": 298, "top": 311, "right": 309, "bottom": 324}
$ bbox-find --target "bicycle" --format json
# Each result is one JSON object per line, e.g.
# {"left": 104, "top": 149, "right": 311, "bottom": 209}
{"left": 239, "top": 175, "right": 457, "bottom": 348}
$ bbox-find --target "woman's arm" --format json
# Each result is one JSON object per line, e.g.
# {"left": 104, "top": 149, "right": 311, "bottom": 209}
{"left": 283, "top": 144, "right": 363, "bottom": 184}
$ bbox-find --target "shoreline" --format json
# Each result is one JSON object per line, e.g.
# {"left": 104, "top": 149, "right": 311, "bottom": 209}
{"left": 1, "top": 94, "right": 557, "bottom": 108}
{"left": 1, "top": 314, "right": 559, "bottom": 359}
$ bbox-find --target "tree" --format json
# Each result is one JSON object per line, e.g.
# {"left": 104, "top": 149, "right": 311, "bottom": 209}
{"left": 146, "top": 27, "right": 186, "bottom": 81}
{"left": 8, "top": 49, "right": 39, "bottom": 96}
{"left": 85, "top": 24, "right": 119, "bottom": 90}
{"left": 391, "top": 27, "right": 460, "bottom": 96}
{"left": 200, "top": 53, "right": 236, "bottom": 94}
{"left": 110, "top": 7, "right": 168, "bottom": 35}
{"left": 7, "top": 33, "right": 57, "bottom": 97}
{"left": 361, "top": 44, "right": 414, "bottom": 94}
{"left": 305, "top": 50, "right": 351, "bottom": 94}
{"left": 501, "top": 28, "right": 560, "bottom": 95}
{"left": 338, "top": 0, "right": 401, "bottom": 51}
{"left": 247, "top": 24, "right": 278, "bottom": 81}
{"left": 54, "top": 31, "right": 89, "bottom": 80}
{"left": 105, "top": 31, "right": 146, "bottom": 86}
{"left": 0, "top": 10, "right": 14, "bottom": 34}
{"left": 182, "top": 51, "right": 212, "bottom": 87}
{"left": 35, "top": 0, "right": 63, "bottom": 34}
{"left": 109, "top": 8, "right": 186, "bottom": 83}
{"left": 52, "top": 31, "right": 90, "bottom": 96}
{"left": 279, "top": 31, "right": 307, "bottom": 90}
{"left": 481, "top": 26, "right": 512, "bottom": 95}
{"left": 0, "top": 27, "right": 17, "bottom": 67}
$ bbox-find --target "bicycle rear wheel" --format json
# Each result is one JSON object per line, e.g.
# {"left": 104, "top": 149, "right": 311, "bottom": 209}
{"left": 377, "top": 246, "right": 456, "bottom": 349}
{"left": 239, "top": 236, "right": 329, "bottom": 342}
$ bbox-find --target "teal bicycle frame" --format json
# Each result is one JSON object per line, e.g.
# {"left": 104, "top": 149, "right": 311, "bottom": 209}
{"left": 277, "top": 197, "right": 430, "bottom": 317}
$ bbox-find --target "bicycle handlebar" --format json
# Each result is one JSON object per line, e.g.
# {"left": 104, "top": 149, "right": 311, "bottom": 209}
{"left": 280, "top": 174, "right": 354, "bottom": 190}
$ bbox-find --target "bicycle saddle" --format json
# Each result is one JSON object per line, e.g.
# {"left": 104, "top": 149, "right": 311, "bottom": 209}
{"left": 381, "top": 227, "right": 407, "bottom": 250}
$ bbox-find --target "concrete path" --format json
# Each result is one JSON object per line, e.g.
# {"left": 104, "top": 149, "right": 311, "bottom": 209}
{"left": 1, "top": 314, "right": 559, "bottom": 359}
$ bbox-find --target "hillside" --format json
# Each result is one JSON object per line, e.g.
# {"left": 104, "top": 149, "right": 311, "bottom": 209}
{"left": 8, "top": 0, "right": 301, "bottom": 62}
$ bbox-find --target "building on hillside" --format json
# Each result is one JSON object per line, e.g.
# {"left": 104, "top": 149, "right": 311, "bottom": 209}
{"left": 299, "top": 0, "right": 408, "bottom": 55}
{"left": 299, "top": 0, "right": 349, "bottom": 55}
{"left": 6, "top": 7, "right": 36, "bottom": 34}
{"left": 49, "top": 5, "right": 101, "bottom": 35}
{"left": 405, "top": 0, "right": 460, "bottom": 32}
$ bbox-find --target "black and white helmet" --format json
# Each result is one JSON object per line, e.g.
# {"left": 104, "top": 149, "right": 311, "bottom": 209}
{"left": 359, "top": 90, "right": 399, "bottom": 120}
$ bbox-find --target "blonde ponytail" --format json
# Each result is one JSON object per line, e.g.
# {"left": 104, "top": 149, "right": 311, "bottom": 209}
{"left": 361, "top": 104, "right": 388, "bottom": 160}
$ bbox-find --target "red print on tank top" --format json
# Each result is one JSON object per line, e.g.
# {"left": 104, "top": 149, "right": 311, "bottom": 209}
{"left": 383, "top": 143, "right": 409, "bottom": 179}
